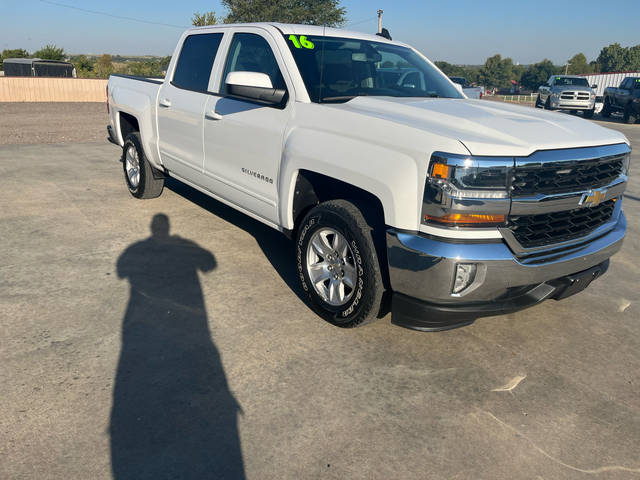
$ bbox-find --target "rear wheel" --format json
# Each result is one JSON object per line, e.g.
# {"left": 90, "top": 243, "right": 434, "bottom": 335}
{"left": 122, "top": 133, "right": 164, "bottom": 199}
{"left": 295, "top": 200, "right": 384, "bottom": 328}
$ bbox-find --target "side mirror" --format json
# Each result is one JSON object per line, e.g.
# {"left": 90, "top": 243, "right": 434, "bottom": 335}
{"left": 591, "top": 84, "right": 598, "bottom": 89}
{"left": 225, "top": 71, "right": 286, "bottom": 105}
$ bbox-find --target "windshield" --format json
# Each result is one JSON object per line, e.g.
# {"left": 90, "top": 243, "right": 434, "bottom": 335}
{"left": 283, "top": 35, "right": 463, "bottom": 103}
{"left": 450, "top": 77, "right": 467, "bottom": 87}
{"left": 553, "top": 77, "right": 589, "bottom": 87}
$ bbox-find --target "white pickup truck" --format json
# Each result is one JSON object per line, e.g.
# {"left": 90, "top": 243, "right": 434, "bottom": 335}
{"left": 107, "top": 23, "right": 631, "bottom": 331}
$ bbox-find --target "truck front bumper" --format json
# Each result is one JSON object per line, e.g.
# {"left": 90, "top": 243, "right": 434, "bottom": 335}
{"left": 551, "top": 98, "right": 595, "bottom": 110}
{"left": 386, "top": 213, "right": 626, "bottom": 331}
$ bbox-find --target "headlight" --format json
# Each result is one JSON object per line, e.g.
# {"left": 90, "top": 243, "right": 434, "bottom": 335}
{"left": 622, "top": 152, "right": 631, "bottom": 176}
{"left": 428, "top": 153, "right": 510, "bottom": 198}
{"left": 423, "top": 153, "right": 512, "bottom": 227}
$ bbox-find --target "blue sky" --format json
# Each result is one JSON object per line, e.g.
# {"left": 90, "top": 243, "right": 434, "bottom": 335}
{"left": 2, "top": 0, "right": 639, "bottom": 64}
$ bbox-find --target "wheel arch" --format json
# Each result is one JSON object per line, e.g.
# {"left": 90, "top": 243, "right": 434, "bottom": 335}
{"left": 289, "top": 170, "right": 387, "bottom": 234}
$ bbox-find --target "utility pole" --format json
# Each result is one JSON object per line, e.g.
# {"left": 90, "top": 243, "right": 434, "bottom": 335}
{"left": 565, "top": 63, "right": 570, "bottom": 74}
{"left": 377, "top": 9, "right": 383, "bottom": 34}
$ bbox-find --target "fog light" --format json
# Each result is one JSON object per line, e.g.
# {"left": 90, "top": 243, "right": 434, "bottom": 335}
{"left": 453, "top": 263, "right": 477, "bottom": 294}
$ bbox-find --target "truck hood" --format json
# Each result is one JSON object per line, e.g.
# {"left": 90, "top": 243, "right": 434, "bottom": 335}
{"left": 328, "top": 97, "right": 627, "bottom": 156}
{"left": 552, "top": 85, "right": 593, "bottom": 93}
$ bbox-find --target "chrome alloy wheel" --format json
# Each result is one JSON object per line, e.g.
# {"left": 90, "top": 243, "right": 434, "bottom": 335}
{"left": 306, "top": 228, "right": 357, "bottom": 307}
{"left": 125, "top": 145, "right": 140, "bottom": 188}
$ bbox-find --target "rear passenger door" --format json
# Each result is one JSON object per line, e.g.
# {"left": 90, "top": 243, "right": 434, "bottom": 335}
{"left": 202, "top": 29, "right": 292, "bottom": 225}
{"left": 157, "top": 32, "right": 224, "bottom": 182}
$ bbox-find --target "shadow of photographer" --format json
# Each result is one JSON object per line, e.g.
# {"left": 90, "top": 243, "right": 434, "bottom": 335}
{"left": 110, "top": 213, "right": 245, "bottom": 479}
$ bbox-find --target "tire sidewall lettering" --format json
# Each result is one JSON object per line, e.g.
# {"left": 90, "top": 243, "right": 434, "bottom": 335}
{"left": 297, "top": 213, "right": 367, "bottom": 320}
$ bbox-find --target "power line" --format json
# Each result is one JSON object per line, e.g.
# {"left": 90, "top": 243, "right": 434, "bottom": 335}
{"left": 345, "top": 16, "right": 378, "bottom": 28}
{"left": 38, "top": 0, "right": 187, "bottom": 29}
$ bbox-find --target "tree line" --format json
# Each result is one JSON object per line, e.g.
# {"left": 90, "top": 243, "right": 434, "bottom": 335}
{"left": 435, "top": 43, "right": 640, "bottom": 91}
{"left": 0, "top": 45, "right": 170, "bottom": 78}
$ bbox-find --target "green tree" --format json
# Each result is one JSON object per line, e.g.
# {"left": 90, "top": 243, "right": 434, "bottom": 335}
{"left": 159, "top": 56, "right": 172, "bottom": 72}
{"left": 220, "top": 0, "right": 346, "bottom": 26}
{"left": 480, "top": 54, "right": 514, "bottom": 89}
{"left": 596, "top": 43, "right": 627, "bottom": 72}
{"left": 33, "top": 44, "right": 65, "bottom": 61}
{"left": 125, "top": 60, "right": 165, "bottom": 78}
{"left": 192, "top": 11, "right": 219, "bottom": 26}
{"left": 70, "top": 54, "right": 96, "bottom": 77}
{"left": 95, "top": 54, "right": 114, "bottom": 78}
{"left": 520, "top": 59, "right": 561, "bottom": 90}
{"left": 625, "top": 45, "right": 640, "bottom": 71}
{"left": 566, "top": 53, "right": 592, "bottom": 75}
{"left": 1, "top": 48, "right": 29, "bottom": 69}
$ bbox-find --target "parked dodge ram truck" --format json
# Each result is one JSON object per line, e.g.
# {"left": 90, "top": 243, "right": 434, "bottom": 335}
{"left": 602, "top": 76, "right": 640, "bottom": 124}
{"left": 536, "top": 75, "right": 597, "bottom": 118}
{"left": 107, "top": 24, "right": 631, "bottom": 331}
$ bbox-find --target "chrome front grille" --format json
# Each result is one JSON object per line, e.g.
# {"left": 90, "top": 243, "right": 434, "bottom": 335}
{"left": 503, "top": 143, "right": 630, "bottom": 254}
{"left": 511, "top": 156, "right": 624, "bottom": 196}
{"left": 507, "top": 200, "right": 616, "bottom": 248}
{"left": 559, "top": 91, "right": 590, "bottom": 100}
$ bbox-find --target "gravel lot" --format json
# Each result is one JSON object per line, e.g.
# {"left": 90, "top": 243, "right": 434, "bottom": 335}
{"left": 1, "top": 103, "right": 639, "bottom": 479}
{"left": 0, "top": 102, "right": 107, "bottom": 145}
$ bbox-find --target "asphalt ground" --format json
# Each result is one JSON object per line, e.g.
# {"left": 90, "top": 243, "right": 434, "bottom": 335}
{"left": 1, "top": 103, "right": 639, "bottom": 479}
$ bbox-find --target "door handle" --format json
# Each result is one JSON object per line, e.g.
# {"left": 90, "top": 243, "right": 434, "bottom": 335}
{"left": 205, "top": 110, "right": 222, "bottom": 120}
{"left": 159, "top": 98, "right": 172, "bottom": 108}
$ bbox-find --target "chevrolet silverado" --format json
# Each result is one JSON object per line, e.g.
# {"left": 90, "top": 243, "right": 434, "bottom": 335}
{"left": 107, "top": 23, "right": 631, "bottom": 331}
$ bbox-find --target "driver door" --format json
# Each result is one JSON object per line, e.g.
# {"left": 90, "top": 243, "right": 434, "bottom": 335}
{"left": 202, "top": 30, "right": 292, "bottom": 225}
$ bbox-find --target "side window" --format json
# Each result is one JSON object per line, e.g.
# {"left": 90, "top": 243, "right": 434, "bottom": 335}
{"left": 173, "top": 33, "right": 223, "bottom": 92}
{"left": 620, "top": 78, "right": 629, "bottom": 89}
{"left": 634, "top": 79, "right": 640, "bottom": 90}
{"left": 222, "top": 33, "right": 286, "bottom": 93}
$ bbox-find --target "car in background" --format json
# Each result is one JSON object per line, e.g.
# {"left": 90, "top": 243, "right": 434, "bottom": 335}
{"left": 449, "top": 76, "right": 483, "bottom": 99}
{"left": 602, "top": 77, "right": 640, "bottom": 124}
{"left": 536, "top": 75, "right": 596, "bottom": 118}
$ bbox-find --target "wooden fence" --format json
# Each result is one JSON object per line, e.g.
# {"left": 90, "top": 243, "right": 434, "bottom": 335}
{"left": 0, "top": 78, "right": 108, "bottom": 102}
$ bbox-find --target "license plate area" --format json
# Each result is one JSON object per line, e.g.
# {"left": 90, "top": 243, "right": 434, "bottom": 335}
{"left": 550, "top": 261, "right": 608, "bottom": 300}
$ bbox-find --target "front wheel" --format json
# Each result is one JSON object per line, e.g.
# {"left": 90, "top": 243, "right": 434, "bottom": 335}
{"left": 535, "top": 95, "right": 542, "bottom": 108}
{"left": 295, "top": 200, "right": 384, "bottom": 328}
{"left": 544, "top": 97, "right": 554, "bottom": 110}
{"left": 601, "top": 99, "right": 611, "bottom": 118}
{"left": 583, "top": 108, "right": 594, "bottom": 119}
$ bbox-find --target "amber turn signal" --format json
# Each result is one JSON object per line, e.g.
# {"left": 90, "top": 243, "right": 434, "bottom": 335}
{"left": 431, "top": 163, "right": 450, "bottom": 179}
{"left": 425, "top": 213, "right": 506, "bottom": 226}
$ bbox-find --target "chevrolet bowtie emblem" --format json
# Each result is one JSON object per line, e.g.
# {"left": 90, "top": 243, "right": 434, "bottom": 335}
{"left": 580, "top": 188, "right": 607, "bottom": 207}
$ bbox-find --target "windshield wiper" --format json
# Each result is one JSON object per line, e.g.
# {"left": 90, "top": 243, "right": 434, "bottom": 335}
{"left": 320, "top": 95, "right": 359, "bottom": 103}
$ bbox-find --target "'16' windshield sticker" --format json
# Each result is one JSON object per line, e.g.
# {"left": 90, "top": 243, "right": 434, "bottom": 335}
{"left": 289, "top": 35, "right": 314, "bottom": 50}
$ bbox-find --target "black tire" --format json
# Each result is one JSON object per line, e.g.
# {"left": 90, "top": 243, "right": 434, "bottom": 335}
{"left": 535, "top": 95, "right": 542, "bottom": 108}
{"left": 623, "top": 105, "right": 637, "bottom": 124}
{"left": 295, "top": 200, "right": 384, "bottom": 328}
{"left": 122, "top": 133, "right": 164, "bottom": 199}
{"left": 583, "top": 108, "right": 594, "bottom": 119}
{"left": 601, "top": 99, "right": 611, "bottom": 118}
{"left": 544, "top": 97, "right": 554, "bottom": 110}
